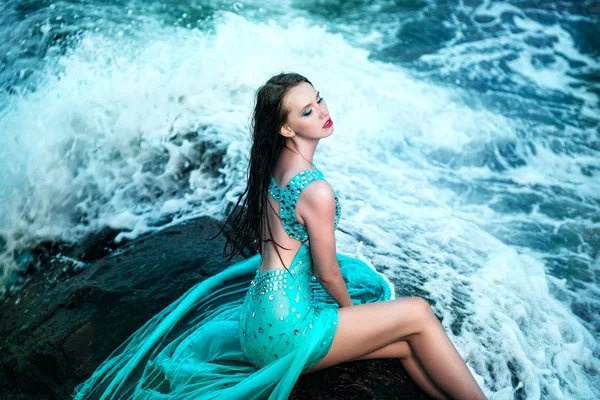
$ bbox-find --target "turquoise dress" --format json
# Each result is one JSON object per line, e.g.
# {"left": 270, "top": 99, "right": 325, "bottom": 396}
{"left": 238, "top": 167, "right": 342, "bottom": 371}
{"left": 72, "top": 165, "right": 393, "bottom": 400}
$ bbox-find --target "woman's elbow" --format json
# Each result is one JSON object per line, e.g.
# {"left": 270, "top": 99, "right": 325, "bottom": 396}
{"left": 315, "top": 264, "right": 342, "bottom": 283}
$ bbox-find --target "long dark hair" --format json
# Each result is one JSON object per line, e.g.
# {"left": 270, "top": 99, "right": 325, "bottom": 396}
{"left": 209, "top": 72, "right": 313, "bottom": 274}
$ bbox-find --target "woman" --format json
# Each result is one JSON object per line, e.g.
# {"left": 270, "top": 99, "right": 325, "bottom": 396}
{"left": 72, "top": 73, "right": 487, "bottom": 399}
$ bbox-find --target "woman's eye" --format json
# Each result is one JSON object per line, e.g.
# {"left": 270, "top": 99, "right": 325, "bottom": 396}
{"left": 303, "top": 97, "right": 324, "bottom": 116}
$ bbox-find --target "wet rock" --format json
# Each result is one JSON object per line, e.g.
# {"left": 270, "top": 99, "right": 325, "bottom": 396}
{"left": 0, "top": 216, "right": 429, "bottom": 399}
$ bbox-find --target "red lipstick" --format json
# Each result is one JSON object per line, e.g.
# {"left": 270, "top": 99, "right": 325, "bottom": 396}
{"left": 322, "top": 118, "right": 333, "bottom": 128}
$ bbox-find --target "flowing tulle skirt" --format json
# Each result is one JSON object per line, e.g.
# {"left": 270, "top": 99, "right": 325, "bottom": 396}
{"left": 72, "top": 244, "right": 393, "bottom": 400}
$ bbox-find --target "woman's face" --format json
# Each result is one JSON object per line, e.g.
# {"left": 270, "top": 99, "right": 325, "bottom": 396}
{"left": 281, "top": 82, "right": 334, "bottom": 139}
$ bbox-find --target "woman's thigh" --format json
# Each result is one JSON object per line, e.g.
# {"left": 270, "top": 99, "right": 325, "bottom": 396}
{"left": 302, "top": 296, "right": 431, "bottom": 374}
{"left": 352, "top": 339, "right": 412, "bottom": 361}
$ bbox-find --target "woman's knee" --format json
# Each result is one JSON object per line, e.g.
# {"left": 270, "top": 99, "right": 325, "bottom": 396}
{"left": 410, "top": 296, "right": 433, "bottom": 314}
{"left": 396, "top": 296, "right": 435, "bottom": 335}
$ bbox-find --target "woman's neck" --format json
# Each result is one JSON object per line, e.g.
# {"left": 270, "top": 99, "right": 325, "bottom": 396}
{"left": 282, "top": 138, "right": 318, "bottom": 166}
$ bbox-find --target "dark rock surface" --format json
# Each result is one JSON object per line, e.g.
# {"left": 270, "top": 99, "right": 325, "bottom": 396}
{"left": 0, "top": 216, "right": 430, "bottom": 399}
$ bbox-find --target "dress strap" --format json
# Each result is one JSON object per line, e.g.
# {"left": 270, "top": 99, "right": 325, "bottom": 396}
{"left": 268, "top": 168, "right": 325, "bottom": 243}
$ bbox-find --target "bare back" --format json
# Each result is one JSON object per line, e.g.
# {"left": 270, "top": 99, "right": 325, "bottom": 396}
{"left": 260, "top": 165, "right": 315, "bottom": 274}
{"left": 259, "top": 159, "right": 341, "bottom": 275}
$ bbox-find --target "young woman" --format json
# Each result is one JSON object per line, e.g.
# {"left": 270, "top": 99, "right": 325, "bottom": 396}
{"left": 73, "top": 73, "right": 487, "bottom": 400}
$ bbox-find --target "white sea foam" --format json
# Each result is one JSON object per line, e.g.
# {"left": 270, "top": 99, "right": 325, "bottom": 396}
{"left": 0, "top": 7, "right": 598, "bottom": 399}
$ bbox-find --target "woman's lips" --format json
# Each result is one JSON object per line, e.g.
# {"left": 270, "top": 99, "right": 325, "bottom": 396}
{"left": 322, "top": 118, "right": 333, "bottom": 128}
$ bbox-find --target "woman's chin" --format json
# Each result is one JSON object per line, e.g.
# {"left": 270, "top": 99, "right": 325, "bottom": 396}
{"left": 322, "top": 126, "right": 335, "bottom": 137}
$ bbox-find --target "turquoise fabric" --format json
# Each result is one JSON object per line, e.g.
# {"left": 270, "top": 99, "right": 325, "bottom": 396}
{"left": 238, "top": 244, "right": 339, "bottom": 371}
{"left": 72, "top": 168, "right": 393, "bottom": 400}
{"left": 267, "top": 165, "right": 341, "bottom": 244}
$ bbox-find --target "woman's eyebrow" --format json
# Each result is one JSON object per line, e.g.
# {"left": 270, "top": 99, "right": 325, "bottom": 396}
{"left": 301, "top": 92, "right": 320, "bottom": 112}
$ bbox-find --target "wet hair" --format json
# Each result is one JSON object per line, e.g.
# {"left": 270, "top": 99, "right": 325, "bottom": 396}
{"left": 209, "top": 72, "right": 313, "bottom": 274}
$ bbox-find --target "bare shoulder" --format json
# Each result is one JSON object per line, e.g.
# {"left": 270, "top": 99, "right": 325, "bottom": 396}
{"left": 300, "top": 180, "right": 335, "bottom": 206}
{"left": 296, "top": 180, "right": 336, "bottom": 225}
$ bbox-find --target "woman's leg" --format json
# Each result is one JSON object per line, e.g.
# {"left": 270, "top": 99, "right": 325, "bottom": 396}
{"left": 404, "top": 309, "right": 486, "bottom": 400}
{"left": 352, "top": 340, "right": 448, "bottom": 400}
{"left": 302, "top": 297, "right": 486, "bottom": 400}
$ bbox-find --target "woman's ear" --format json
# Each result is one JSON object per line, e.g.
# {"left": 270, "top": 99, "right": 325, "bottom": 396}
{"left": 280, "top": 124, "right": 295, "bottom": 138}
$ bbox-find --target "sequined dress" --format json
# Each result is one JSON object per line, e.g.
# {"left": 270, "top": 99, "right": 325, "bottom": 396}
{"left": 238, "top": 167, "right": 342, "bottom": 370}
{"left": 72, "top": 165, "right": 393, "bottom": 400}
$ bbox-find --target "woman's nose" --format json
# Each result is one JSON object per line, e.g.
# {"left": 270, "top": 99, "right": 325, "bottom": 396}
{"left": 318, "top": 105, "right": 328, "bottom": 118}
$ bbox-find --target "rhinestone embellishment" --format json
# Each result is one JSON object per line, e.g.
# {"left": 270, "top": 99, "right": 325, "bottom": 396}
{"left": 268, "top": 168, "right": 341, "bottom": 243}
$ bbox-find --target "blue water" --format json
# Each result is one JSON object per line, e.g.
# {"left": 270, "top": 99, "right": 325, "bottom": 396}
{"left": 0, "top": 0, "right": 598, "bottom": 398}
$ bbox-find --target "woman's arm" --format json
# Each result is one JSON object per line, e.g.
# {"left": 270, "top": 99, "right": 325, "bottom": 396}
{"left": 300, "top": 181, "right": 353, "bottom": 308}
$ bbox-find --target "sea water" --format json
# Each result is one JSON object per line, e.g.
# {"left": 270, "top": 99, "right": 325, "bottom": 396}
{"left": 0, "top": 1, "right": 598, "bottom": 398}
